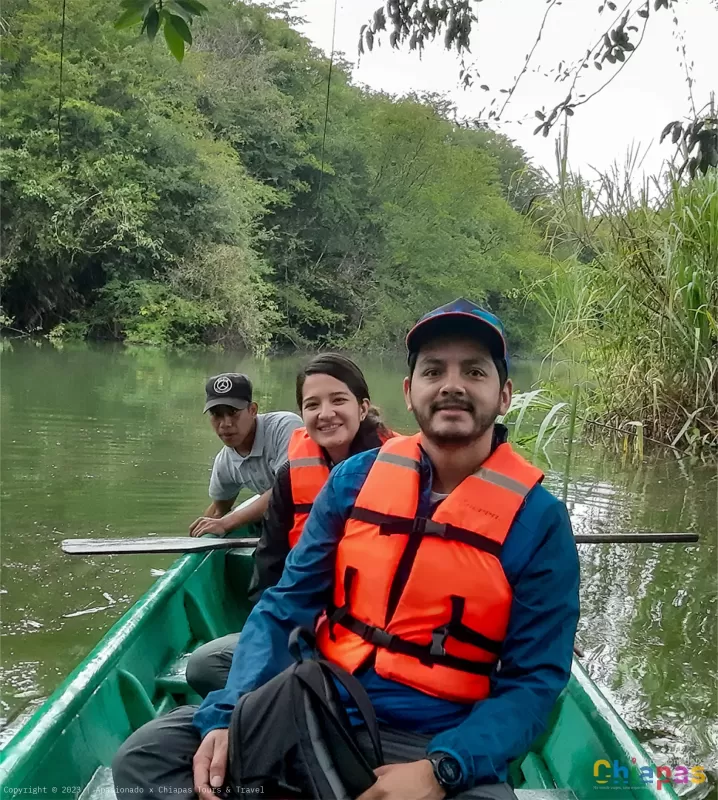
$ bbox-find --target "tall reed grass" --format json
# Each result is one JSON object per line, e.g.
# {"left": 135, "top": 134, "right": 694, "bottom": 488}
{"left": 534, "top": 142, "right": 717, "bottom": 453}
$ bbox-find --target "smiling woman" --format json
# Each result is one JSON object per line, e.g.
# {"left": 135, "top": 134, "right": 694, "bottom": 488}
{"left": 183, "top": 354, "right": 394, "bottom": 698}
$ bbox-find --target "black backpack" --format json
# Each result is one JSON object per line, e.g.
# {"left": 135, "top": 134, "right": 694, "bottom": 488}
{"left": 227, "top": 628, "right": 384, "bottom": 799}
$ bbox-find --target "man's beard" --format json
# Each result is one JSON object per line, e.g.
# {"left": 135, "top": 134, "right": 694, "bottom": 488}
{"left": 412, "top": 394, "right": 500, "bottom": 447}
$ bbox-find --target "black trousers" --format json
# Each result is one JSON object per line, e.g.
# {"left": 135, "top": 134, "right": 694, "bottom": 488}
{"left": 112, "top": 705, "right": 517, "bottom": 800}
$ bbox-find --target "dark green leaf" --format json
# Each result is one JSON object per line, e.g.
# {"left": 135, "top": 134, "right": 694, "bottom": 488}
{"left": 115, "top": 7, "right": 143, "bottom": 28}
{"left": 480, "top": 84, "right": 489, "bottom": 91}
{"left": 565, "top": 107, "right": 574, "bottom": 116}
{"left": 175, "top": 0, "right": 208, "bottom": 15}
{"left": 163, "top": 14, "right": 185, "bottom": 60}
{"left": 168, "top": 12, "right": 192, "bottom": 43}
{"left": 615, "top": 47, "right": 625, "bottom": 61}
{"left": 142, "top": 7, "right": 159, "bottom": 40}
{"left": 533, "top": 123, "right": 545, "bottom": 135}
{"left": 659, "top": 121, "right": 676, "bottom": 143}
{"left": 535, "top": 110, "right": 545, "bottom": 121}
{"left": 164, "top": 2, "right": 192, "bottom": 23}
{"left": 595, "top": 61, "right": 603, "bottom": 70}
{"left": 638, "top": 7, "right": 649, "bottom": 17}
{"left": 607, "top": 1, "right": 616, "bottom": 9}
{"left": 671, "top": 124, "right": 682, "bottom": 144}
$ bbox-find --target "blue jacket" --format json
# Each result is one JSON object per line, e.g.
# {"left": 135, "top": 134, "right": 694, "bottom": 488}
{"left": 194, "top": 440, "right": 580, "bottom": 788}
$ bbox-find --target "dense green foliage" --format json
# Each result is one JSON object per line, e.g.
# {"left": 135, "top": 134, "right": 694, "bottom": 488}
{"left": 0, "top": 0, "right": 551, "bottom": 353}
{"left": 536, "top": 156, "right": 718, "bottom": 452}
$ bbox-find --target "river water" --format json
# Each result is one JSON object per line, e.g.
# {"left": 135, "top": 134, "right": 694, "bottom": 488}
{"left": 1, "top": 339, "right": 716, "bottom": 794}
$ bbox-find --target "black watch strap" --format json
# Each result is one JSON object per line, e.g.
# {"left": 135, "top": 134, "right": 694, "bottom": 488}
{"left": 428, "top": 752, "right": 464, "bottom": 797}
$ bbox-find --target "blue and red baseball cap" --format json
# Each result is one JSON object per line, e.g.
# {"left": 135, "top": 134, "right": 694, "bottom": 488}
{"left": 406, "top": 298, "right": 509, "bottom": 375}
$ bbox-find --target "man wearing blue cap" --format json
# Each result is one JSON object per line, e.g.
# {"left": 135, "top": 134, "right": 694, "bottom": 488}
{"left": 113, "top": 299, "right": 580, "bottom": 800}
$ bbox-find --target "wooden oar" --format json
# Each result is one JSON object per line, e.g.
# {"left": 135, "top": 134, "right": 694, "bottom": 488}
{"left": 61, "top": 530, "right": 699, "bottom": 556}
{"left": 62, "top": 536, "right": 260, "bottom": 555}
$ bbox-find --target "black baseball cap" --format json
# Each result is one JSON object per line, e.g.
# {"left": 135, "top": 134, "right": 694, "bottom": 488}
{"left": 406, "top": 297, "right": 509, "bottom": 375}
{"left": 203, "top": 373, "right": 253, "bottom": 413}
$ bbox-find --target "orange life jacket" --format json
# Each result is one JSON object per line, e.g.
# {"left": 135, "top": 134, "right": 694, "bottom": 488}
{"left": 287, "top": 428, "right": 331, "bottom": 548}
{"left": 316, "top": 433, "right": 544, "bottom": 704}
{"left": 287, "top": 426, "right": 395, "bottom": 549}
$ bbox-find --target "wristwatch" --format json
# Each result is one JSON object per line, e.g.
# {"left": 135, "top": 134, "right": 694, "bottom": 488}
{"left": 427, "top": 752, "right": 464, "bottom": 797}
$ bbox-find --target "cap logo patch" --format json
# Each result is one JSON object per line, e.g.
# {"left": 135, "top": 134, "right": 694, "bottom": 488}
{"left": 213, "top": 376, "right": 232, "bottom": 394}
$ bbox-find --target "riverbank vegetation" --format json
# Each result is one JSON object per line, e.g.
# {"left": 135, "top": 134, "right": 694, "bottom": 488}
{"left": 534, "top": 141, "right": 717, "bottom": 453}
{"left": 1, "top": 0, "right": 549, "bottom": 354}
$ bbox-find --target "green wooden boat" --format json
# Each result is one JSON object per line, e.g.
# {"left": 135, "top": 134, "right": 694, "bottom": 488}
{"left": 0, "top": 535, "right": 680, "bottom": 800}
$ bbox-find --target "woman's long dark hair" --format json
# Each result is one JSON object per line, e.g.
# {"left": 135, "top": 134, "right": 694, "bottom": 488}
{"left": 296, "top": 353, "right": 392, "bottom": 453}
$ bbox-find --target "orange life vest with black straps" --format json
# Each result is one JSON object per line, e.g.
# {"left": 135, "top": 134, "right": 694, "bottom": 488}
{"left": 316, "top": 433, "right": 544, "bottom": 704}
{"left": 287, "top": 428, "right": 331, "bottom": 549}
{"left": 287, "top": 426, "right": 394, "bottom": 548}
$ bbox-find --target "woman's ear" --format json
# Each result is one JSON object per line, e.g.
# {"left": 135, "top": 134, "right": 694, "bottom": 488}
{"left": 359, "top": 398, "right": 371, "bottom": 421}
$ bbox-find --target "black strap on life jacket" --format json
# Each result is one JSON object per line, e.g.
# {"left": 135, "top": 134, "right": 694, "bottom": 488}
{"left": 328, "top": 571, "right": 501, "bottom": 675}
{"left": 349, "top": 507, "right": 503, "bottom": 559}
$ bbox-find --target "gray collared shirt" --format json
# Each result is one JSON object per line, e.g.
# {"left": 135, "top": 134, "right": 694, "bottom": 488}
{"left": 209, "top": 411, "right": 303, "bottom": 500}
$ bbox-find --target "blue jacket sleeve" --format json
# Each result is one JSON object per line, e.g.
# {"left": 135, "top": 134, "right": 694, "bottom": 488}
{"left": 427, "top": 495, "right": 580, "bottom": 787}
{"left": 192, "top": 454, "right": 372, "bottom": 739}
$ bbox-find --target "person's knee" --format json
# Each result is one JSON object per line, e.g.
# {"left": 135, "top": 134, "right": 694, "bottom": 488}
{"left": 111, "top": 732, "right": 140, "bottom": 791}
{"left": 185, "top": 645, "right": 210, "bottom": 697}
{"left": 185, "top": 635, "right": 237, "bottom": 698}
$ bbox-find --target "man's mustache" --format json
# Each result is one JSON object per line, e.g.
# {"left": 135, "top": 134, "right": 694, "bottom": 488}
{"left": 431, "top": 397, "right": 474, "bottom": 414}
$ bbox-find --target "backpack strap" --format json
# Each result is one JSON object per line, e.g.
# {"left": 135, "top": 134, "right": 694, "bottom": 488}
{"left": 316, "top": 660, "right": 383, "bottom": 767}
{"left": 289, "top": 625, "right": 318, "bottom": 663}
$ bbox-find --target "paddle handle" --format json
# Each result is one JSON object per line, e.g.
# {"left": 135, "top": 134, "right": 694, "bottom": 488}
{"left": 574, "top": 532, "right": 699, "bottom": 544}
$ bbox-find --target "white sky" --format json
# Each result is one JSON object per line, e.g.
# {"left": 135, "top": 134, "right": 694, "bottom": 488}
{"left": 296, "top": 0, "right": 717, "bottom": 179}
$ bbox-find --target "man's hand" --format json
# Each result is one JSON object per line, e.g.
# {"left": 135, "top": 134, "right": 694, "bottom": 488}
{"left": 189, "top": 516, "right": 228, "bottom": 538}
{"left": 357, "top": 761, "right": 446, "bottom": 800}
{"left": 193, "top": 728, "right": 229, "bottom": 796}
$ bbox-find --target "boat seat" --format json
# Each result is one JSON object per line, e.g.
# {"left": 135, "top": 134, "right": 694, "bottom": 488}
{"left": 79, "top": 767, "right": 116, "bottom": 800}
{"left": 155, "top": 651, "right": 192, "bottom": 694}
{"left": 515, "top": 791, "right": 577, "bottom": 800}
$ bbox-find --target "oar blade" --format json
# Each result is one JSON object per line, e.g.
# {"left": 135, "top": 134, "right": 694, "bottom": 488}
{"left": 61, "top": 536, "right": 259, "bottom": 555}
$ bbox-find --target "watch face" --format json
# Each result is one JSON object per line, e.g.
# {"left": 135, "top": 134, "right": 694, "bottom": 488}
{"left": 438, "top": 756, "right": 461, "bottom": 786}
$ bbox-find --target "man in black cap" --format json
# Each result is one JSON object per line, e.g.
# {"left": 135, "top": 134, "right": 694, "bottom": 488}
{"left": 189, "top": 373, "right": 302, "bottom": 538}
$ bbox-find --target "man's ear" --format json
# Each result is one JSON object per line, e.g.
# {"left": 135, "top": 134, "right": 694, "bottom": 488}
{"left": 249, "top": 402, "right": 259, "bottom": 417}
{"left": 403, "top": 376, "right": 412, "bottom": 411}
{"left": 498, "top": 379, "right": 512, "bottom": 417}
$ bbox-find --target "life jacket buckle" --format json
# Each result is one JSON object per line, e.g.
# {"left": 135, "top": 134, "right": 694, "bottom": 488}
{"left": 430, "top": 627, "right": 449, "bottom": 656}
{"left": 367, "top": 626, "right": 395, "bottom": 649}
{"left": 413, "top": 517, "right": 447, "bottom": 536}
{"left": 412, "top": 517, "right": 428, "bottom": 534}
